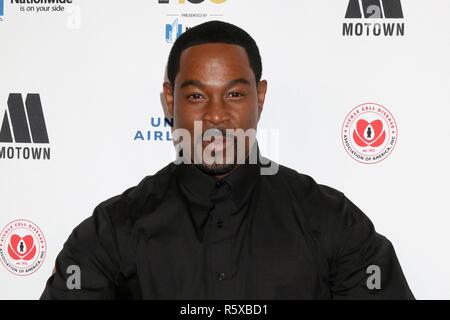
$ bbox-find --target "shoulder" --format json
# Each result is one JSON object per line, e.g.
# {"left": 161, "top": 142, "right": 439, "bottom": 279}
{"left": 268, "top": 163, "right": 377, "bottom": 260}
{"left": 64, "top": 163, "right": 177, "bottom": 263}
{"left": 95, "top": 162, "right": 177, "bottom": 226}
{"left": 68, "top": 162, "right": 176, "bottom": 242}
{"left": 265, "top": 162, "right": 345, "bottom": 207}
{"left": 266, "top": 162, "right": 371, "bottom": 233}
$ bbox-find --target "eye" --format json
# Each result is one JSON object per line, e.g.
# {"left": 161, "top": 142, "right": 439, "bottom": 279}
{"left": 227, "top": 91, "right": 245, "bottom": 98}
{"left": 186, "top": 93, "right": 205, "bottom": 100}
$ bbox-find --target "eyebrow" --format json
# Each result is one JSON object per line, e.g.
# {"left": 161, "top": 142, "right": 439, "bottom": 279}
{"left": 180, "top": 78, "right": 251, "bottom": 89}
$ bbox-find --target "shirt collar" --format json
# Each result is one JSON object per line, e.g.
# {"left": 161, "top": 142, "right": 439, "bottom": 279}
{"left": 175, "top": 144, "right": 262, "bottom": 209}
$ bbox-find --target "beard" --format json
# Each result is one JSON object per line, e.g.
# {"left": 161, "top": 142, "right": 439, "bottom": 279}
{"left": 194, "top": 126, "right": 240, "bottom": 176}
{"left": 195, "top": 162, "right": 238, "bottom": 176}
{"left": 174, "top": 125, "right": 257, "bottom": 176}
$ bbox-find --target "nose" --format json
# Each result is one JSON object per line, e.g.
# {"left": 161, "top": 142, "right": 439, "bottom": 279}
{"left": 202, "top": 95, "right": 229, "bottom": 126}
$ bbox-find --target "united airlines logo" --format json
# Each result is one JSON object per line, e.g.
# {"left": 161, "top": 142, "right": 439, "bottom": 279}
{"left": 134, "top": 116, "right": 173, "bottom": 142}
{"left": 343, "top": 0, "right": 405, "bottom": 37}
{"left": 0, "top": 93, "right": 51, "bottom": 160}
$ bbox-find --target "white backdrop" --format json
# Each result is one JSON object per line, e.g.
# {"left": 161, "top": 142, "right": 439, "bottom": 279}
{"left": 1, "top": 0, "right": 449, "bottom": 299}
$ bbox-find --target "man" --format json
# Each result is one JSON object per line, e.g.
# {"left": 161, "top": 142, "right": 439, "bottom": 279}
{"left": 40, "top": 21, "right": 414, "bottom": 299}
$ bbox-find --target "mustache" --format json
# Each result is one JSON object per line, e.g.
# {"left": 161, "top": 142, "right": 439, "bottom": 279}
{"left": 201, "top": 127, "right": 235, "bottom": 141}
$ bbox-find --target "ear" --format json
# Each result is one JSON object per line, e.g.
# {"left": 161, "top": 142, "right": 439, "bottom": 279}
{"left": 257, "top": 80, "right": 268, "bottom": 120}
{"left": 163, "top": 82, "right": 175, "bottom": 118}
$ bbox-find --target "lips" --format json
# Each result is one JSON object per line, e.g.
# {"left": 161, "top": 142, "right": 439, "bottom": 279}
{"left": 204, "top": 136, "right": 234, "bottom": 145}
{"left": 353, "top": 119, "right": 386, "bottom": 147}
{"left": 202, "top": 133, "right": 235, "bottom": 150}
{"left": 8, "top": 234, "right": 36, "bottom": 261}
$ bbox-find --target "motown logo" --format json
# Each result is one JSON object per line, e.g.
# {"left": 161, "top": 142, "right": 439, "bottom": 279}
{"left": 345, "top": 0, "right": 403, "bottom": 18}
{"left": 343, "top": 0, "right": 405, "bottom": 37}
{"left": 0, "top": 93, "right": 50, "bottom": 160}
{"left": 341, "top": 103, "right": 398, "bottom": 164}
{"left": 0, "top": 219, "right": 47, "bottom": 276}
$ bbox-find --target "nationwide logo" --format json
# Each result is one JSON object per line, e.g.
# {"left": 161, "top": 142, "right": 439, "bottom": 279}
{"left": 9, "top": 0, "right": 73, "bottom": 13}
{"left": 166, "top": 18, "right": 191, "bottom": 43}
{"left": 1, "top": 1, "right": 81, "bottom": 29}
{"left": 0, "top": 93, "right": 51, "bottom": 160}
{"left": 343, "top": 0, "right": 405, "bottom": 37}
{"left": 134, "top": 116, "right": 173, "bottom": 142}
{"left": 160, "top": 0, "right": 226, "bottom": 43}
{"left": 0, "top": 219, "right": 47, "bottom": 276}
{"left": 341, "top": 102, "right": 398, "bottom": 164}
{"left": 0, "top": 0, "right": 4, "bottom": 20}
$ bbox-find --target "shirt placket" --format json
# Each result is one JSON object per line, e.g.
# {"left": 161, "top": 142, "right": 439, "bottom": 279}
{"left": 207, "top": 180, "right": 238, "bottom": 298}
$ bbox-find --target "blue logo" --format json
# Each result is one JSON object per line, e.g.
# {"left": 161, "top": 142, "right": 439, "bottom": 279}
{"left": 0, "top": 0, "right": 4, "bottom": 17}
{"left": 134, "top": 117, "right": 173, "bottom": 142}
{"left": 165, "top": 19, "right": 183, "bottom": 43}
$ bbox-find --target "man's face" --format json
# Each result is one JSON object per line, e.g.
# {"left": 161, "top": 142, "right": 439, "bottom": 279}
{"left": 163, "top": 43, "right": 267, "bottom": 177}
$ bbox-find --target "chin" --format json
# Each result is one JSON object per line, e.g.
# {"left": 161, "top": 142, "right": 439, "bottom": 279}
{"left": 195, "top": 162, "right": 238, "bottom": 176}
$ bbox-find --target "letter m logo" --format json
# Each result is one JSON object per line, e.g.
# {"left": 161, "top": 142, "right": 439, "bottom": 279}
{"left": 0, "top": 93, "right": 49, "bottom": 143}
{"left": 345, "top": 0, "right": 404, "bottom": 19}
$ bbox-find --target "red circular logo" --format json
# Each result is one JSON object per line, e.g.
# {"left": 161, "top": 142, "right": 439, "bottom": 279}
{"left": 342, "top": 103, "right": 398, "bottom": 164}
{"left": 0, "top": 219, "right": 47, "bottom": 276}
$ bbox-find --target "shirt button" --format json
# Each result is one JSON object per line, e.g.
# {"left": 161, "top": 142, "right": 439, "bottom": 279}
{"left": 218, "top": 272, "right": 226, "bottom": 281}
{"left": 217, "top": 220, "right": 224, "bottom": 228}
{"left": 215, "top": 181, "right": 223, "bottom": 188}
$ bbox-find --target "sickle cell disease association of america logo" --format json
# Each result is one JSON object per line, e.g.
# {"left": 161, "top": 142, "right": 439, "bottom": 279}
{"left": 341, "top": 103, "right": 398, "bottom": 164}
{"left": 0, "top": 219, "right": 46, "bottom": 276}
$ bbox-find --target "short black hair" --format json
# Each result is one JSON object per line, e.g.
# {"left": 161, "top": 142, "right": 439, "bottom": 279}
{"left": 167, "top": 20, "right": 262, "bottom": 86}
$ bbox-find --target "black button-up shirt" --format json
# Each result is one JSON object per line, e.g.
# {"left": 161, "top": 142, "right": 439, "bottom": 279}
{"left": 40, "top": 157, "right": 414, "bottom": 299}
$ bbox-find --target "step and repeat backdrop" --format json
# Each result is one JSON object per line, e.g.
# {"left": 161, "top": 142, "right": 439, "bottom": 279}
{"left": 1, "top": 0, "right": 449, "bottom": 299}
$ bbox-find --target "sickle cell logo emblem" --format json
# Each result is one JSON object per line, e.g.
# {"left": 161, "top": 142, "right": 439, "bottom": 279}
{"left": 0, "top": 219, "right": 46, "bottom": 276}
{"left": 342, "top": 103, "right": 398, "bottom": 164}
{"left": 8, "top": 234, "right": 36, "bottom": 261}
{"left": 353, "top": 119, "right": 386, "bottom": 148}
